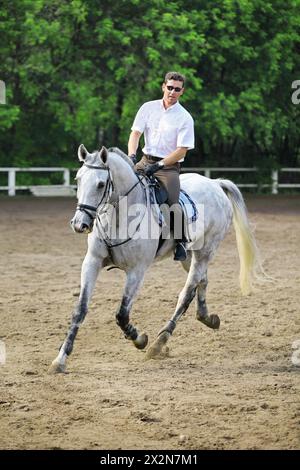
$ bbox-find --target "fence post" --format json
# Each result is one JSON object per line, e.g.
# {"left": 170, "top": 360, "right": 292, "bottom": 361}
{"left": 205, "top": 169, "right": 211, "bottom": 178}
{"left": 63, "top": 169, "right": 70, "bottom": 187}
{"left": 271, "top": 170, "right": 278, "bottom": 195}
{"left": 8, "top": 169, "right": 16, "bottom": 196}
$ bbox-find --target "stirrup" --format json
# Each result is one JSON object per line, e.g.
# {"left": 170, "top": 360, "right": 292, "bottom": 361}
{"left": 173, "top": 241, "right": 187, "bottom": 261}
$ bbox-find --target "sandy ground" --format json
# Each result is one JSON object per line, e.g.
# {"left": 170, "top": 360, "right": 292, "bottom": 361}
{"left": 0, "top": 194, "right": 299, "bottom": 450}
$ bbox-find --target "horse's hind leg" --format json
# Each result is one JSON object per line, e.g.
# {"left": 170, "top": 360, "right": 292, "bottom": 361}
{"left": 146, "top": 254, "right": 220, "bottom": 359}
{"left": 116, "top": 268, "right": 148, "bottom": 350}
{"left": 49, "top": 250, "right": 103, "bottom": 374}
{"left": 196, "top": 273, "right": 220, "bottom": 329}
{"left": 182, "top": 254, "right": 220, "bottom": 328}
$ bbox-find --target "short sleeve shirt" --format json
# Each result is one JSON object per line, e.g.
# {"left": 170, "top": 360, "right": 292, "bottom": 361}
{"left": 131, "top": 99, "right": 194, "bottom": 162}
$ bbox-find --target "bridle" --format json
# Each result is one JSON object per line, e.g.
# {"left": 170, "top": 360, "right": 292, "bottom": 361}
{"left": 76, "top": 163, "right": 113, "bottom": 222}
{"left": 76, "top": 162, "right": 147, "bottom": 248}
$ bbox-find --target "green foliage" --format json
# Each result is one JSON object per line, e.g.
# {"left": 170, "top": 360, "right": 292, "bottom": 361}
{"left": 0, "top": 0, "right": 299, "bottom": 170}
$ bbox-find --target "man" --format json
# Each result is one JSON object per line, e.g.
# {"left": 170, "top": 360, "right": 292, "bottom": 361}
{"left": 127, "top": 71, "right": 195, "bottom": 261}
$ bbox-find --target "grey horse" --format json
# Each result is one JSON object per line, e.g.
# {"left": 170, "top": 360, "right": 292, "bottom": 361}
{"left": 49, "top": 145, "right": 261, "bottom": 373}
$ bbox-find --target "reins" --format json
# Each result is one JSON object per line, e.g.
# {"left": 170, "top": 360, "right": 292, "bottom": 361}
{"left": 96, "top": 172, "right": 148, "bottom": 248}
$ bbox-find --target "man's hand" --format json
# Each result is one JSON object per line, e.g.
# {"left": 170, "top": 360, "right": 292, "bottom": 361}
{"left": 128, "top": 154, "right": 137, "bottom": 165}
{"left": 144, "top": 162, "right": 163, "bottom": 176}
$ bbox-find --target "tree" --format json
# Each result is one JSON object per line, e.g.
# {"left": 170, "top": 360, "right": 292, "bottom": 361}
{"left": 0, "top": 0, "right": 299, "bottom": 173}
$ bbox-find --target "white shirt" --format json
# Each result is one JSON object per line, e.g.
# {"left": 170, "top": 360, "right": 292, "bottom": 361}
{"left": 131, "top": 99, "right": 194, "bottom": 162}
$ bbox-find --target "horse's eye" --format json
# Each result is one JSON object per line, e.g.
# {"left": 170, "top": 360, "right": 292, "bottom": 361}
{"left": 98, "top": 181, "right": 105, "bottom": 189}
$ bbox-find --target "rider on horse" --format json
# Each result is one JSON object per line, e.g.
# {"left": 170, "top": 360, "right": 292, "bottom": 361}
{"left": 128, "top": 71, "right": 195, "bottom": 261}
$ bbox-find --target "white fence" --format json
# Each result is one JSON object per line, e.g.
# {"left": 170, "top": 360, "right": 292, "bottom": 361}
{"left": 0, "top": 167, "right": 72, "bottom": 196}
{"left": 0, "top": 167, "right": 299, "bottom": 196}
{"left": 181, "top": 167, "right": 300, "bottom": 194}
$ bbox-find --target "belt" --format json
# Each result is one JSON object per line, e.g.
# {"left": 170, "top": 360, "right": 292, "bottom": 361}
{"left": 144, "top": 154, "right": 163, "bottom": 162}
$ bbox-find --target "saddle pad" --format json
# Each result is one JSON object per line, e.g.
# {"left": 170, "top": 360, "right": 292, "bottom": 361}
{"left": 149, "top": 186, "right": 198, "bottom": 227}
{"left": 179, "top": 189, "right": 198, "bottom": 223}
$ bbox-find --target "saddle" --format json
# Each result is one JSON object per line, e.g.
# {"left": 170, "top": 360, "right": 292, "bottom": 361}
{"left": 149, "top": 176, "right": 168, "bottom": 205}
{"left": 145, "top": 175, "right": 199, "bottom": 245}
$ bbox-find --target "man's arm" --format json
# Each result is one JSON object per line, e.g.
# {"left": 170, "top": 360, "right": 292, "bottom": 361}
{"left": 161, "top": 147, "right": 188, "bottom": 166}
{"left": 128, "top": 130, "right": 142, "bottom": 156}
{"left": 143, "top": 147, "right": 188, "bottom": 176}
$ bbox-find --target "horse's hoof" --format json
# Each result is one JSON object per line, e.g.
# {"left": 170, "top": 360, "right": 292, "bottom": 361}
{"left": 197, "top": 313, "right": 220, "bottom": 330}
{"left": 133, "top": 333, "right": 148, "bottom": 350}
{"left": 48, "top": 360, "right": 66, "bottom": 374}
{"left": 209, "top": 314, "right": 220, "bottom": 329}
{"left": 145, "top": 331, "right": 171, "bottom": 360}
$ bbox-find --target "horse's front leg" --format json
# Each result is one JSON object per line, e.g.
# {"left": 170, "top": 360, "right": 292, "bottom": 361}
{"left": 49, "top": 249, "right": 103, "bottom": 373}
{"left": 116, "top": 269, "right": 148, "bottom": 350}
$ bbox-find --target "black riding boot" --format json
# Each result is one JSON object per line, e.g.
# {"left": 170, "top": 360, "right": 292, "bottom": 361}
{"left": 174, "top": 211, "right": 187, "bottom": 261}
{"left": 169, "top": 204, "right": 187, "bottom": 261}
{"left": 174, "top": 238, "right": 187, "bottom": 261}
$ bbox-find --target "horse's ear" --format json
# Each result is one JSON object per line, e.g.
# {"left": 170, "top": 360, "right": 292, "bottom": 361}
{"left": 78, "top": 144, "right": 88, "bottom": 161}
{"left": 99, "top": 146, "right": 108, "bottom": 165}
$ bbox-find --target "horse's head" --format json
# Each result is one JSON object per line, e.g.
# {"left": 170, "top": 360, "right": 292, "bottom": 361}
{"left": 71, "top": 144, "right": 111, "bottom": 234}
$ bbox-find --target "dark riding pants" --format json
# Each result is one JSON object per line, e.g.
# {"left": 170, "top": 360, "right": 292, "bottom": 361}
{"left": 135, "top": 155, "right": 185, "bottom": 240}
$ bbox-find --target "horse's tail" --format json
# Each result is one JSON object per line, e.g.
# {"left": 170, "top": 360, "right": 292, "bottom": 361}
{"left": 218, "top": 179, "right": 263, "bottom": 296}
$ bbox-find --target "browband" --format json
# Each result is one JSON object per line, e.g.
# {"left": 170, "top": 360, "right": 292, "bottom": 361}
{"left": 83, "top": 163, "right": 108, "bottom": 170}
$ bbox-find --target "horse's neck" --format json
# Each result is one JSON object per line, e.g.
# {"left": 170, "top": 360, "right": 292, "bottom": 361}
{"left": 110, "top": 157, "right": 143, "bottom": 203}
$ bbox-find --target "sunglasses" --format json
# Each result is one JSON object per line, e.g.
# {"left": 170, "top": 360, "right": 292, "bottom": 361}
{"left": 166, "top": 85, "right": 183, "bottom": 92}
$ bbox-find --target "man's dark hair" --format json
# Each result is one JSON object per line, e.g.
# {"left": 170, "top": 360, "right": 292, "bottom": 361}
{"left": 164, "top": 71, "right": 185, "bottom": 87}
